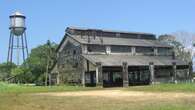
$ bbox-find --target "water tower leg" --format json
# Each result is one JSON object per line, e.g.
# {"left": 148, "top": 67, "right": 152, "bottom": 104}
{"left": 24, "top": 32, "right": 29, "bottom": 56}
{"left": 21, "top": 34, "right": 26, "bottom": 63}
{"left": 16, "top": 35, "right": 20, "bottom": 66}
{"left": 7, "top": 33, "right": 12, "bottom": 63}
{"left": 10, "top": 34, "right": 14, "bottom": 64}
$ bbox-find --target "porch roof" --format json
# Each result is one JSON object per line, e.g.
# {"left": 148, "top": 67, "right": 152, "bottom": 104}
{"left": 82, "top": 54, "right": 187, "bottom": 66}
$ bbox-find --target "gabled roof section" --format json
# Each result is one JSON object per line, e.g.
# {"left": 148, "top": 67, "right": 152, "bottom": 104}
{"left": 65, "top": 26, "right": 171, "bottom": 48}
{"left": 68, "top": 34, "right": 171, "bottom": 48}
{"left": 56, "top": 26, "right": 172, "bottom": 52}
{"left": 56, "top": 33, "right": 81, "bottom": 52}
{"left": 66, "top": 26, "right": 156, "bottom": 40}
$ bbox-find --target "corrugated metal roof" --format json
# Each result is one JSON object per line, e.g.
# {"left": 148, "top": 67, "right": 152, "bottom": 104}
{"left": 82, "top": 54, "right": 187, "bottom": 66}
{"left": 69, "top": 34, "right": 172, "bottom": 48}
{"left": 67, "top": 26, "right": 155, "bottom": 36}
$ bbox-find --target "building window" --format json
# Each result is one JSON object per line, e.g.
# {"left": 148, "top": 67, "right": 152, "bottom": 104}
{"left": 158, "top": 48, "right": 172, "bottom": 56}
{"left": 111, "top": 45, "right": 131, "bottom": 53}
{"left": 87, "top": 45, "right": 106, "bottom": 53}
{"left": 67, "top": 50, "right": 70, "bottom": 55}
{"left": 73, "top": 50, "right": 76, "bottom": 55}
{"left": 136, "top": 47, "right": 154, "bottom": 55}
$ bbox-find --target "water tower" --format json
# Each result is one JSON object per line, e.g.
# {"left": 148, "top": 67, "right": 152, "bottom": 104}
{"left": 7, "top": 11, "right": 29, "bottom": 66}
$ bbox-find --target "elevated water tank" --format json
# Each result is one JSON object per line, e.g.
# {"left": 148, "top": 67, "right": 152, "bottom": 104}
{"left": 9, "top": 11, "right": 26, "bottom": 36}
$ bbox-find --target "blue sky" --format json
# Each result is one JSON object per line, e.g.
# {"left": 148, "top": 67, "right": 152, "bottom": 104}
{"left": 0, "top": 0, "right": 194, "bottom": 63}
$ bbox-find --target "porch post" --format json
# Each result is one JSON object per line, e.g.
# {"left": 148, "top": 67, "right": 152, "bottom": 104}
{"left": 96, "top": 66, "right": 99, "bottom": 84}
{"left": 81, "top": 59, "right": 85, "bottom": 87}
{"left": 122, "top": 62, "right": 129, "bottom": 87}
{"left": 56, "top": 72, "right": 60, "bottom": 85}
{"left": 49, "top": 73, "right": 51, "bottom": 86}
{"left": 96, "top": 62, "right": 103, "bottom": 86}
{"left": 189, "top": 61, "right": 193, "bottom": 82}
{"left": 172, "top": 62, "right": 177, "bottom": 83}
{"left": 149, "top": 62, "right": 154, "bottom": 84}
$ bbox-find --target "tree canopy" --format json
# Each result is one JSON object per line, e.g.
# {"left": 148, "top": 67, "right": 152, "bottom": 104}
{"left": 0, "top": 40, "right": 58, "bottom": 84}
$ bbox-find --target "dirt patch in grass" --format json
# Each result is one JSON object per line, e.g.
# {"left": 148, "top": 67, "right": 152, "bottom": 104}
{"left": 36, "top": 90, "right": 195, "bottom": 100}
{"left": 2, "top": 90, "right": 195, "bottom": 110}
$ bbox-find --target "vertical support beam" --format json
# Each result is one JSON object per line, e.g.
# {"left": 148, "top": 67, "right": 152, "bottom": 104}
{"left": 82, "top": 44, "right": 88, "bottom": 54}
{"left": 96, "top": 62, "right": 103, "bottom": 86}
{"left": 24, "top": 31, "right": 29, "bottom": 57}
{"left": 7, "top": 32, "right": 12, "bottom": 63}
{"left": 172, "top": 62, "right": 177, "bottom": 83}
{"left": 87, "top": 60, "right": 89, "bottom": 72}
{"left": 188, "top": 61, "right": 193, "bottom": 82}
{"left": 149, "top": 62, "right": 154, "bottom": 84}
{"left": 81, "top": 63, "right": 85, "bottom": 87}
{"left": 49, "top": 73, "right": 51, "bottom": 86}
{"left": 10, "top": 33, "right": 14, "bottom": 64}
{"left": 81, "top": 59, "right": 85, "bottom": 87}
{"left": 56, "top": 71, "right": 60, "bottom": 85}
{"left": 106, "top": 46, "right": 111, "bottom": 54}
{"left": 21, "top": 34, "right": 26, "bottom": 63}
{"left": 81, "top": 70, "right": 85, "bottom": 87}
{"left": 16, "top": 34, "right": 20, "bottom": 66}
{"left": 131, "top": 47, "right": 136, "bottom": 55}
{"left": 96, "top": 66, "right": 99, "bottom": 84}
{"left": 154, "top": 48, "right": 158, "bottom": 56}
{"left": 122, "top": 62, "right": 129, "bottom": 87}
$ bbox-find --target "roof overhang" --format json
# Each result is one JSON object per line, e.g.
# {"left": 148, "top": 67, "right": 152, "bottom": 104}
{"left": 82, "top": 54, "right": 188, "bottom": 66}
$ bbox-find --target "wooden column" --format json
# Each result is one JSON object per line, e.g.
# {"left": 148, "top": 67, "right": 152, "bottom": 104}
{"left": 96, "top": 66, "right": 99, "bottom": 84}
{"left": 106, "top": 46, "right": 111, "bottom": 54}
{"left": 56, "top": 72, "right": 60, "bottom": 85}
{"left": 189, "top": 61, "right": 193, "bottom": 82}
{"left": 96, "top": 62, "right": 103, "bottom": 86}
{"left": 172, "top": 62, "right": 177, "bottom": 83}
{"left": 49, "top": 73, "right": 51, "bottom": 86}
{"left": 149, "top": 62, "right": 154, "bottom": 84}
{"left": 131, "top": 47, "right": 136, "bottom": 55}
{"left": 122, "top": 62, "right": 129, "bottom": 87}
{"left": 81, "top": 59, "right": 85, "bottom": 87}
{"left": 154, "top": 48, "right": 158, "bottom": 56}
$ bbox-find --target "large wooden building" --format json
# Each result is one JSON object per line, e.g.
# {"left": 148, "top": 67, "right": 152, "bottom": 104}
{"left": 51, "top": 27, "right": 191, "bottom": 87}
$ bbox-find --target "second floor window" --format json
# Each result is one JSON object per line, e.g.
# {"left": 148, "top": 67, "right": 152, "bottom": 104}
{"left": 111, "top": 45, "right": 131, "bottom": 53}
{"left": 87, "top": 45, "right": 106, "bottom": 53}
{"left": 158, "top": 48, "right": 172, "bottom": 56}
{"left": 136, "top": 47, "right": 154, "bottom": 55}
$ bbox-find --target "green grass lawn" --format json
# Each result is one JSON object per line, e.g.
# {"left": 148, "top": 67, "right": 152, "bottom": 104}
{"left": 1, "top": 82, "right": 195, "bottom": 110}
{"left": 125, "top": 83, "right": 195, "bottom": 92}
{"left": 1, "top": 82, "right": 195, "bottom": 93}
{"left": 1, "top": 93, "right": 195, "bottom": 110}
{"left": 0, "top": 82, "right": 101, "bottom": 93}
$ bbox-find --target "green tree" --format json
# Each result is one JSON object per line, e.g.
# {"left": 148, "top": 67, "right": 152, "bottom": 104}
{"left": 0, "top": 62, "right": 16, "bottom": 81}
{"left": 25, "top": 40, "right": 58, "bottom": 85}
{"left": 159, "top": 34, "right": 192, "bottom": 62}
{"left": 10, "top": 66, "right": 33, "bottom": 83}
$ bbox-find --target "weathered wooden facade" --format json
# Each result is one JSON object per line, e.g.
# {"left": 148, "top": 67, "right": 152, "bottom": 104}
{"left": 51, "top": 27, "right": 191, "bottom": 87}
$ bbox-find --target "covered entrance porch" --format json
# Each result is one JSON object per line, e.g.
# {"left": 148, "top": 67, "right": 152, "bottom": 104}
{"left": 82, "top": 54, "right": 189, "bottom": 87}
{"left": 84, "top": 62, "right": 154, "bottom": 87}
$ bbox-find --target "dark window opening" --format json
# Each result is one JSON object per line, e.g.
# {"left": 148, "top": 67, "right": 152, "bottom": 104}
{"left": 136, "top": 47, "right": 154, "bottom": 55}
{"left": 111, "top": 45, "right": 131, "bottom": 53}
{"left": 73, "top": 50, "right": 76, "bottom": 55}
{"left": 158, "top": 47, "right": 172, "bottom": 56}
{"left": 87, "top": 45, "right": 106, "bottom": 53}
